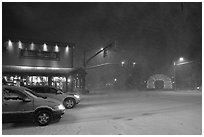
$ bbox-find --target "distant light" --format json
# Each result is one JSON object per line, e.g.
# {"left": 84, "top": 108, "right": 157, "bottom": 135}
{"left": 121, "top": 61, "right": 125, "bottom": 67}
{"left": 55, "top": 45, "right": 59, "bottom": 52}
{"left": 197, "top": 86, "right": 200, "bottom": 90}
{"left": 101, "top": 48, "right": 104, "bottom": 51}
{"left": 8, "top": 40, "right": 13, "bottom": 50}
{"left": 43, "top": 43, "right": 48, "bottom": 51}
{"left": 18, "top": 41, "right": 23, "bottom": 49}
{"left": 179, "top": 57, "right": 184, "bottom": 62}
{"left": 67, "top": 78, "right": 71, "bottom": 83}
{"left": 114, "top": 78, "right": 117, "bottom": 82}
{"left": 30, "top": 42, "right": 35, "bottom": 50}
{"left": 133, "top": 62, "right": 136, "bottom": 67}
{"left": 65, "top": 46, "right": 69, "bottom": 53}
{"left": 8, "top": 40, "right": 12, "bottom": 46}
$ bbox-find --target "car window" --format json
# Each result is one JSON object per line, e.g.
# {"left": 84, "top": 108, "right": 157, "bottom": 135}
{"left": 49, "top": 88, "right": 58, "bottom": 94}
{"left": 3, "top": 88, "right": 27, "bottom": 99}
{"left": 24, "top": 89, "right": 46, "bottom": 99}
{"left": 32, "top": 87, "right": 45, "bottom": 93}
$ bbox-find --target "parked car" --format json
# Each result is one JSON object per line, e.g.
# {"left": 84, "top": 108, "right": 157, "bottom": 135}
{"left": 26, "top": 85, "right": 80, "bottom": 109}
{"left": 2, "top": 85, "right": 65, "bottom": 126}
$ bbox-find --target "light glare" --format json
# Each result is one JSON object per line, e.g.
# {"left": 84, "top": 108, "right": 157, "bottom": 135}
{"left": 18, "top": 41, "right": 22, "bottom": 49}
{"left": 65, "top": 46, "right": 69, "bottom": 52}
{"left": 55, "top": 45, "right": 59, "bottom": 52}
{"left": 179, "top": 57, "right": 184, "bottom": 62}
{"left": 43, "top": 43, "right": 48, "bottom": 51}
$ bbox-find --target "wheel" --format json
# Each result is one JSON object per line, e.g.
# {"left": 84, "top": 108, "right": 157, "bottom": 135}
{"left": 35, "top": 110, "right": 52, "bottom": 126}
{"left": 63, "top": 98, "right": 76, "bottom": 109}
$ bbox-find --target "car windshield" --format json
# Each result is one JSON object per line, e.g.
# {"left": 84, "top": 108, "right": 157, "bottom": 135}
{"left": 24, "top": 88, "right": 47, "bottom": 99}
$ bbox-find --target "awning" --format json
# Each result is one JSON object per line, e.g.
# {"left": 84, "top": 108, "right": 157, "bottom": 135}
{"left": 2, "top": 65, "right": 85, "bottom": 76}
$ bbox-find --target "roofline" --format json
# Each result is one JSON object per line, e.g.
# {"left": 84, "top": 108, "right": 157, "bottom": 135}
{"left": 2, "top": 65, "right": 85, "bottom": 76}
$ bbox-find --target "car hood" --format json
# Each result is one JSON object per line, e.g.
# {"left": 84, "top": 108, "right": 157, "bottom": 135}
{"left": 36, "top": 96, "right": 62, "bottom": 106}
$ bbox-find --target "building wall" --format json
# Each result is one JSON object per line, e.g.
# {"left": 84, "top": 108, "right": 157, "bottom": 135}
{"left": 2, "top": 40, "right": 73, "bottom": 68}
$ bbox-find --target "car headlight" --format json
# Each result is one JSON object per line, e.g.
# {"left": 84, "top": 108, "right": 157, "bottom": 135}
{"left": 55, "top": 104, "right": 65, "bottom": 110}
{"left": 74, "top": 94, "right": 80, "bottom": 99}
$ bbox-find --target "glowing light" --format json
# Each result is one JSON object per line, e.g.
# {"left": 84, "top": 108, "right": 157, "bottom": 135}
{"left": 30, "top": 42, "right": 35, "bottom": 50}
{"left": 55, "top": 45, "right": 59, "bottom": 52}
{"left": 18, "top": 41, "right": 23, "bottom": 49}
{"left": 133, "top": 62, "right": 136, "bottom": 67}
{"left": 101, "top": 48, "right": 104, "bottom": 51}
{"left": 121, "top": 61, "right": 125, "bottom": 67}
{"left": 8, "top": 40, "right": 12, "bottom": 46}
{"left": 114, "top": 78, "right": 117, "bottom": 82}
{"left": 67, "top": 78, "right": 71, "bottom": 83}
{"left": 179, "top": 57, "right": 184, "bottom": 62}
{"left": 21, "top": 66, "right": 32, "bottom": 69}
{"left": 7, "top": 40, "right": 13, "bottom": 50}
{"left": 65, "top": 46, "right": 69, "bottom": 52}
{"left": 43, "top": 43, "right": 48, "bottom": 51}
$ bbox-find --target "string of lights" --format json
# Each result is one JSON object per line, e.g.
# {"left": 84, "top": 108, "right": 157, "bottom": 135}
{"left": 2, "top": 36, "right": 75, "bottom": 48}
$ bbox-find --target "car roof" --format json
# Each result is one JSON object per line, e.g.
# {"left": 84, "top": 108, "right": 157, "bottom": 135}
{"left": 26, "top": 85, "right": 56, "bottom": 88}
{"left": 3, "top": 85, "right": 28, "bottom": 91}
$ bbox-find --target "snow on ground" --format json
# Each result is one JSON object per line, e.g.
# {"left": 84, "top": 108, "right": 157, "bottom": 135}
{"left": 2, "top": 89, "right": 202, "bottom": 135}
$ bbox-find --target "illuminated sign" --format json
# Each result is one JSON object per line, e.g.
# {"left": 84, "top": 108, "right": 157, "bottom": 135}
{"left": 19, "top": 49, "right": 60, "bottom": 60}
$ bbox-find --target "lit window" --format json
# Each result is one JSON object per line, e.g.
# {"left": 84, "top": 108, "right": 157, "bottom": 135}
{"left": 18, "top": 41, "right": 23, "bottom": 49}
{"left": 43, "top": 43, "right": 48, "bottom": 51}
{"left": 8, "top": 40, "right": 12, "bottom": 46}
{"left": 65, "top": 46, "right": 69, "bottom": 52}
{"left": 30, "top": 42, "right": 35, "bottom": 50}
{"left": 55, "top": 45, "right": 59, "bottom": 52}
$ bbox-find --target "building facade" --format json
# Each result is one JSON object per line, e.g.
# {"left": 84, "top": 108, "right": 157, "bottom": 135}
{"left": 2, "top": 38, "right": 86, "bottom": 93}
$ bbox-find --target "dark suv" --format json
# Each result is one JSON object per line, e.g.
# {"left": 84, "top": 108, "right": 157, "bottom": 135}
{"left": 26, "top": 86, "right": 80, "bottom": 109}
{"left": 2, "top": 85, "right": 65, "bottom": 126}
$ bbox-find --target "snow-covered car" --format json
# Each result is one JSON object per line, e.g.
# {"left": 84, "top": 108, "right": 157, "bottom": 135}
{"left": 2, "top": 85, "right": 65, "bottom": 126}
{"left": 26, "top": 86, "right": 80, "bottom": 109}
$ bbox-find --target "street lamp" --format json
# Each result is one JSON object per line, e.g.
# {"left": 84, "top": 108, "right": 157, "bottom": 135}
{"left": 133, "top": 62, "right": 136, "bottom": 67}
{"left": 173, "top": 57, "right": 201, "bottom": 90}
{"left": 173, "top": 57, "right": 184, "bottom": 90}
{"left": 121, "top": 61, "right": 125, "bottom": 67}
{"left": 179, "top": 57, "right": 184, "bottom": 62}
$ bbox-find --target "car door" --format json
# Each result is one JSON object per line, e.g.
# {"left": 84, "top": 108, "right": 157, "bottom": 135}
{"left": 2, "top": 88, "right": 34, "bottom": 123}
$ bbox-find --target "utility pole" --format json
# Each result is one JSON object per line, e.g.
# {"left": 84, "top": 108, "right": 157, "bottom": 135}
{"left": 85, "top": 42, "right": 114, "bottom": 67}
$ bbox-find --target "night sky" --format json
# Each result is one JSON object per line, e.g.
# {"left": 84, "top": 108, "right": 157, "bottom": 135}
{"left": 2, "top": 2, "right": 202, "bottom": 74}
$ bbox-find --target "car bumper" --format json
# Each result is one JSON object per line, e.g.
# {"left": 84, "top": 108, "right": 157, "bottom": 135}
{"left": 75, "top": 98, "right": 80, "bottom": 104}
{"left": 52, "top": 109, "right": 65, "bottom": 119}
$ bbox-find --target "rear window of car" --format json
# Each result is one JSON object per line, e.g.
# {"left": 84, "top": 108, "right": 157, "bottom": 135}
{"left": 49, "top": 88, "right": 58, "bottom": 94}
{"left": 29, "top": 87, "right": 45, "bottom": 93}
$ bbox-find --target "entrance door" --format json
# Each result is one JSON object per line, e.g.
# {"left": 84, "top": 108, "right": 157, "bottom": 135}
{"left": 155, "top": 80, "right": 164, "bottom": 90}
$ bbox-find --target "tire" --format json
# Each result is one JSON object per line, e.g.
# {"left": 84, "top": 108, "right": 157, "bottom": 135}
{"left": 35, "top": 110, "right": 52, "bottom": 126}
{"left": 63, "top": 98, "right": 76, "bottom": 109}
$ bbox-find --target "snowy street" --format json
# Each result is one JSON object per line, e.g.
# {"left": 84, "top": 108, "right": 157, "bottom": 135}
{"left": 2, "top": 90, "right": 202, "bottom": 135}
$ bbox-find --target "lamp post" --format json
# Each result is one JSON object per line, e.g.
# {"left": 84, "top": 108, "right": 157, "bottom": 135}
{"left": 173, "top": 57, "right": 201, "bottom": 91}
{"left": 173, "top": 61, "right": 176, "bottom": 90}
{"left": 173, "top": 57, "right": 184, "bottom": 91}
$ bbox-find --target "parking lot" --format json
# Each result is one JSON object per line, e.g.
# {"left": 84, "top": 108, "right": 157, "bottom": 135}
{"left": 2, "top": 90, "right": 202, "bottom": 135}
